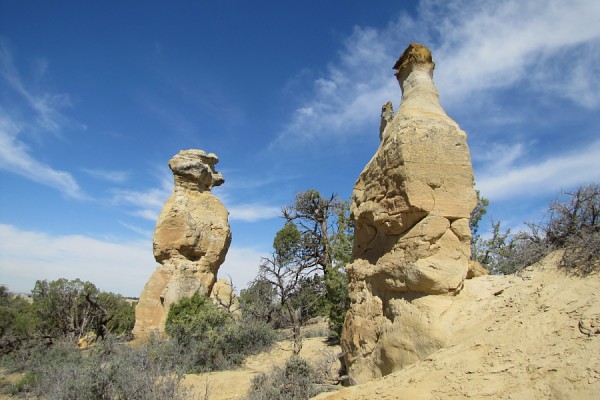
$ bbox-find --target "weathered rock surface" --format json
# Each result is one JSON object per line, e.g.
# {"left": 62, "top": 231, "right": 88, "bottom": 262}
{"left": 341, "top": 43, "right": 477, "bottom": 383}
{"left": 133, "top": 149, "right": 231, "bottom": 339}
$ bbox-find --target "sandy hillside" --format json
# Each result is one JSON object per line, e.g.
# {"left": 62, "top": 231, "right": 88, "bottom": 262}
{"left": 314, "top": 252, "right": 600, "bottom": 399}
{"left": 183, "top": 330, "right": 341, "bottom": 399}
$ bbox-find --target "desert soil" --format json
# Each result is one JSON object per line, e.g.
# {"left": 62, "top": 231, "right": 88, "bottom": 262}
{"left": 313, "top": 252, "right": 600, "bottom": 399}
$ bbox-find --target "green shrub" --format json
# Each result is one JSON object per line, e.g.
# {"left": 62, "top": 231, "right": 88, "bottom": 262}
{"left": 31, "top": 278, "right": 135, "bottom": 340}
{"left": 324, "top": 266, "right": 349, "bottom": 341}
{"left": 1, "top": 280, "right": 134, "bottom": 357}
{"left": 166, "top": 291, "right": 276, "bottom": 372}
{"left": 246, "top": 356, "right": 323, "bottom": 400}
{"left": 0, "top": 286, "right": 37, "bottom": 356}
{"left": 240, "top": 279, "right": 278, "bottom": 325}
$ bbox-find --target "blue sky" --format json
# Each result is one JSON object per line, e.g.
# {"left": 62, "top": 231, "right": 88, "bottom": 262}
{"left": 1, "top": 0, "right": 599, "bottom": 296}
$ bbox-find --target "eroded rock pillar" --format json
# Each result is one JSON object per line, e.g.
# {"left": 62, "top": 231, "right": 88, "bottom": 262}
{"left": 133, "top": 149, "right": 231, "bottom": 339}
{"left": 341, "top": 43, "right": 477, "bottom": 383}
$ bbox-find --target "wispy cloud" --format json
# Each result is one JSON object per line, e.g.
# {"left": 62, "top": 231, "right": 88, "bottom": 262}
{"left": 82, "top": 168, "right": 130, "bottom": 183}
{"left": 476, "top": 140, "right": 600, "bottom": 200}
{"left": 273, "top": 25, "right": 398, "bottom": 145}
{"left": 432, "top": 0, "right": 600, "bottom": 106}
{"left": 0, "top": 42, "right": 85, "bottom": 199}
{"left": 118, "top": 221, "right": 153, "bottom": 239}
{"left": 0, "top": 112, "right": 85, "bottom": 199}
{"left": 473, "top": 142, "right": 525, "bottom": 171}
{"left": 110, "top": 168, "right": 282, "bottom": 223}
{"left": 110, "top": 170, "right": 173, "bottom": 221}
{"left": 274, "top": 0, "right": 600, "bottom": 145}
{"left": 214, "top": 173, "right": 287, "bottom": 222}
{"left": 0, "top": 42, "right": 72, "bottom": 134}
{"left": 0, "top": 224, "right": 154, "bottom": 296}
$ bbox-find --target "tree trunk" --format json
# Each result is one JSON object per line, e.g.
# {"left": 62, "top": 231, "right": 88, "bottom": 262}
{"left": 292, "top": 308, "right": 303, "bottom": 355}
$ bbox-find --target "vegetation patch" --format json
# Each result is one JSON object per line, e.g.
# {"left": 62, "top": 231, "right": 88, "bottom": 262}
{"left": 166, "top": 291, "right": 276, "bottom": 373}
{"left": 472, "top": 184, "right": 600, "bottom": 275}
{"left": 246, "top": 356, "right": 325, "bottom": 400}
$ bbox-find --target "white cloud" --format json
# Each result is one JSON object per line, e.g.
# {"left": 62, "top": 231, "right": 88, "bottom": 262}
{"left": 432, "top": 0, "right": 600, "bottom": 106}
{"left": 0, "top": 224, "right": 155, "bottom": 296}
{"left": 213, "top": 180, "right": 283, "bottom": 222}
{"left": 476, "top": 140, "right": 600, "bottom": 200}
{"left": 274, "top": 0, "right": 600, "bottom": 144}
{"left": 274, "top": 25, "right": 398, "bottom": 145}
{"left": 228, "top": 203, "right": 280, "bottom": 222}
{"left": 0, "top": 223, "right": 266, "bottom": 296}
{"left": 118, "top": 221, "right": 153, "bottom": 239}
{"left": 218, "top": 246, "right": 267, "bottom": 290}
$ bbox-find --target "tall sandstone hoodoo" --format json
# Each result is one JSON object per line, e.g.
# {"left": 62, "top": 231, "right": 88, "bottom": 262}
{"left": 341, "top": 44, "right": 477, "bottom": 383}
{"left": 133, "top": 149, "right": 232, "bottom": 339}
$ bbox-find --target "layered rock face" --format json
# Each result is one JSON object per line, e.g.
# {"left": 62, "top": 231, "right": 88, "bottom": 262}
{"left": 133, "top": 149, "right": 231, "bottom": 339}
{"left": 341, "top": 44, "right": 477, "bottom": 383}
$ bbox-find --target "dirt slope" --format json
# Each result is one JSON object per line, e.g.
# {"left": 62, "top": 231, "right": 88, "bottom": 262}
{"left": 314, "top": 252, "right": 600, "bottom": 399}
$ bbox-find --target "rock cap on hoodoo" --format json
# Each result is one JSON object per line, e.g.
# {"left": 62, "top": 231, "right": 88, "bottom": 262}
{"left": 393, "top": 42, "right": 434, "bottom": 74}
{"left": 168, "top": 149, "right": 224, "bottom": 190}
{"left": 391, "top": 43, "right": 447, "bottom": 119}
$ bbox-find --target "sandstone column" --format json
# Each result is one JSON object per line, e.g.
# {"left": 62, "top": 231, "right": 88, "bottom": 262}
{"left": 133, "top": 149, "right": 231, "bottom": 340}
{"left": 341, "top": 43, "right": 477, "bottom": 383}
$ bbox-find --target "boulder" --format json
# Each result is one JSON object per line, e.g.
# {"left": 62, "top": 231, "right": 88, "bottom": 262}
{"left": 341, "top": 43, "right": 477, "bottom": 383}
{"left": 133, "top": 149, "right": 231, "bottom": 339}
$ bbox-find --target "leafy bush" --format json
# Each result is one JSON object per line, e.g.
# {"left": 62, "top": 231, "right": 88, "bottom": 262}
{"left": 0, "top": 286, "right": 37, "bottom": 355}
{"left": 31, "top": 278, "right": 135, "bottom": 340}
{"left": 240, "top": 279, "right": 279, "bottom": 326}
{"left": 324, "top": 266, "right": 349, "bottom": 341}
{"left": 1, "top": 280, "right": 134, "bottom": 356}
{"left": 246, "top": 356, "right": 324, "bottom": 400}
{"left": 166, "top": 291, "right": 276, "bottom": 372}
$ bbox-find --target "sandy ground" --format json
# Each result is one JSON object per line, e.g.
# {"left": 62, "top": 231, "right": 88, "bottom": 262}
{"left": 313, "top": 253, "right": 600, "bottom": 399}
{"left": 183, "top": 333, "right": 342, "bottom": 399}
{"left": 0, "top": 370, "right": 21, "bottom": 400}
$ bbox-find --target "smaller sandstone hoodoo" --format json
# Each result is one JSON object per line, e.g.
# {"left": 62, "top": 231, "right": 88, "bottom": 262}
{"left": 341, "top": 43, "right": 477, "bottom": 383}
{"left": 133, "top": 149, "right": 232, "bottom": 339}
